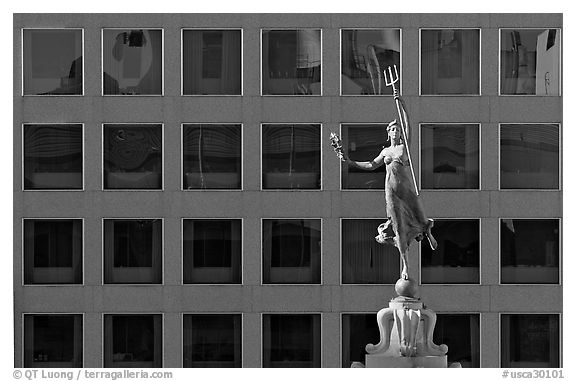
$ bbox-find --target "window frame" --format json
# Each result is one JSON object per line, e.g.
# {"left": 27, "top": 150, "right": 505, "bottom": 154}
{"left": 101, "top": 123, "right": 165, "bottom": 191}
{"left": 418, "top": 28, "right": 482, "bottom": 97}
{"left": 260, "top": 28, "right": 323, "bottom": 97}
{"left": 498, "top": 217, "right": 562, "bottom": 286}
{"left": 498, "top": 123, "right": 562, "bottom": 191}
{"left": 21, "top": 123, "right": 85, "bottom": 192}
{"left": 21, "top": 28, "right": 85, "bottom": 97}
{"left": 100, "top": 28, "right": 165, "bottom": 97}
{"left": 339, "top": 27, "right": 403, "bottom": 97}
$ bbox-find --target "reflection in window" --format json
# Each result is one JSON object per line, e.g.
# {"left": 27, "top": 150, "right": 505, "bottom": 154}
{"left": 183, "top": 314, "right": 241, "bottom": 368}
{"left": 104, "top": 315, "right": 162, "bottom": 368}
{"left": 262, "top": 124, "right": 320, "bottom": 190}
{"left": 183, "top": 219, "right": 242, "bottom": 284}
{"left": 24, "top": 315, "right": 83, "bottom": 368}
{"left": 263, "top": 314, "right": 321, "bottom": 368}
{"left": 341, "top": 124, "right": 387, "bottom": 189}
{"left": 421, "top": 219, "right": 479, "bottom": 284}
{"left": 23, "top": 29, "right": 83, "bottom": 95}
{"left": 103, "top": 29, "right": 163, "bottom": 95}
{"left": 262, "top": 30, "right": 321, "bottom": 95}
{"left": 501, "top": 219, "right": 559, "bottom": 284}
{"left": 341, "top": 314, "right": 379, "bottom": 367}
{"left": 500, "top": 124, "right": 559, "bottom": 189}
{"left": 501, "top": 29, "right": 561, "bottom": 95}
{"left": 434, "top": 314, "right": 480, "bottom": 368}
{"left": 501, "top": 314, "right": 560, "bottom": 368}
{"left": 182, "top": 30, "right": 242, "bottom": 95}
{"left": 104, "top": 219, "right": 162, "bottom": 284}
{"left": 23, "top": 124, "right": 83, "bottom": 190}
{"left": 421, "top": 29, "right": 480, "bottom": 95}
{"left": 341, "top": 29, "right": 400, "bottom": 95}
{"left": 182, "top": 124, "right": 241, "bottom": 189}
{"left": 103, "top": 124, "right": 162, "bottom": 190}
{"left": 342, "top": 219, "right": 400, "bottom": 284}
{"left": 262, "top": 219, "right": 321, "bottom": 284}
{"left": 421, "top": 124, "right": 479, "bottom": 189}
{"left": 24, "top": 219, "right": 82, "bottom": 285}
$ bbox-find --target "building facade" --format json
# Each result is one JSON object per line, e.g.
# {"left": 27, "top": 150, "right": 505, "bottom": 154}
{"left": 13, "top": 13, "right": 562, "bottom": 368}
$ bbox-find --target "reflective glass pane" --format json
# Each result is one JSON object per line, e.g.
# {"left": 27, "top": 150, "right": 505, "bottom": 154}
{"left": 341, "top": 124, "right": 387, "bottom": 189}
{"left": 341, "top": 314, "right": 379, "bottom": 367}
{"left": 434, "top": 314, "right": 480, "bottom": 368}
{"left": 262, "top": 30, "right": 321, "bottom": 95}
{"left": 341, "top": 29, "right": 400, "bottom": 95}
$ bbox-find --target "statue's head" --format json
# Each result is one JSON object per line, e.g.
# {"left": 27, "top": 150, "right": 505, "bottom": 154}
{"left": 386, "top": 119, "right": 403, "bottom": 142}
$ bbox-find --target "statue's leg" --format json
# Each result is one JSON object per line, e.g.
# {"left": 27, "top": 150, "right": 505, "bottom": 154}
{"left": 425, "top": 218, "right": 438, "bottom": 250}
{"left": 366, "top": 307, "right": 394, "bottom": 354}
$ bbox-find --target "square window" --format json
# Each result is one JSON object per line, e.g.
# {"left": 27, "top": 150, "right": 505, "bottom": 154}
{"left": 262, "top": 29, "right": 321, "bottom": 95}
{"left": 23, "top": 219, "right": 82, "bottom": 285}
{"left": 183, "top": 314, "right": 242, "bottom": 367}
{"left": 104, "top": 314, "right": 162, "bottom": 368}
{"left": 421, "top": 219, "right": 480, "bottom": 284}
{"left": 421, "top": 124, "right": 480, "bottom": 189}
{"left": 23, "top": 124, "right": 83, "bottom": 190}
{"left": 24, "top": 314, "right": 83, "bottom": 367}
{"left": 182, "top": 124, "right": 242, "bottom": 190}
{"left": 341, "top": 219, "right": 400, "bottom": 284}
{"left": 103, "top": 124, "right": 163, "bottom": 190}
{"left": 340, "top": 124, "right": 388, "bottom": 189}
{"left": 501, "top": 314, "right": 560, "bottom": 367}
{"left": 500, "top": 29, "right": 561, "bottom": 96}
{"left": 341, "top": 314, "right": 380, "bottom": 367}
{"left": 341, "top": 29, "right": 401, "bottom": 95}
{"left": 183, "top": 219, "right": 242, "bottom": 284}
{"left": 102, "top": 29, "right": 163, "bottom": 95}
{"left": 182, "top": 30, "right": 242, "bottom": 95}
{"left": 500, "top": 124, "right": 560, "bottom": 189}
{"left": 434, "top": 314, "right": 480, "bottom": 368}
{"left": 420, "top": 29, "right": 480, "bottom": 95}
{"left": 103, "top": 219, "right": 163, "bottom": 284}
{"left": 262, "top": 314, "right": 321, "bottom": 368}
{"left": 262, "top": 219, "right": 321, "bottom": 284}
{"left": 261, "top": 124, "right": 321, "bottom": 190}
{"left": 22, "top": 29, "right": 83, "bottom": 95}
{"left": 500, "top": 219, "right": 559, "bottom": 284}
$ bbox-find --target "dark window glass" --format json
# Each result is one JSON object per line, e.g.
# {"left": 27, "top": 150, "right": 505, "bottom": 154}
{"left": 501, "top": 219, "right": 559, "bottom": 284}
{"left": 182, "top": 124, "right": 241, "bottom": 189}
{"left": 262, "top": 124, "right": 321, "bottom": 190}
{"left": 341, "top": 314, "right": 380, "bottom": 367}
{"left": 23, "top": 29, "right": 83, "bottom": 95}
{"left": 104, "top": 219, "right": 162, "bottom": 284}
{"left": 341, "top": 124, "right": 387, "bottom": 189}
{"left": 183, "top": 219, "right": 242, "bottom": 284}
{"left": 104, "top": 315, "right": 162, "bottom": 368}
{"left": 421, "top": 29, "right": 480, "bottom": 95}
{"left": 102, "top": 29, "right": 163, "bottom": 95}
{"left": 500, "top": 29, "right": 561, "bottom": 95}
{"left": 342, "top": 219, "right": 400, "bottom": 284}
{"left": 262, "top": 30, "right": 321, "bottom": 95}
{"left": 23, "top": 124, "right": 83, "bottom": 190}
{"left": 421, "top": 219, "right": 479, "bottom": 284}
{"left": 24, "top": 314, "right": 83, "bottom": 368}
{"left": 24, "top": 219, "right": 82, "bottom": 284}
{"left": 421, "top": 124, "right": 479, "bottom": 189}
{"left": 341, "top": 29, "right": 400, "bottom": 95}
{"left": 434, "top": 314, "right": 480, "bottom": 368}
{"left": 501, "top": 314, "right": 560, "bottom": 368}
{"left": 182, "top": 30, "right": 241, "bottom": 95}
{"left": 263, "top": 314, "right": 321, "bottom": 368}
{"left": 183, "top": 314, "right": 242, "bottom": 368}
{"left": 103, "top": 124, "right": 162, "bottom": 190}
{"left": 500, "top": 124, "right": 560, "bottom": 189}
{"left": 262, "top": 219, "right": 321, "bottom": 284}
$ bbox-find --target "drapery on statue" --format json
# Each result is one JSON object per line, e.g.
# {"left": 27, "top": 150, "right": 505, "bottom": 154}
{"left": 330, "top": 66, "right": 437, "bottom": 280}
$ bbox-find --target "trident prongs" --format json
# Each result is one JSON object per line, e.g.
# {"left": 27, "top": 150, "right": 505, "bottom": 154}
{"left": 384, "top": 64, "right": 399, "bottom": 89}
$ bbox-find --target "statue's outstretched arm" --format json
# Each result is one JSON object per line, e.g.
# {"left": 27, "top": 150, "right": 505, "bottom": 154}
{"left": 346, "top": 150, "right": 385, "bottom": 171}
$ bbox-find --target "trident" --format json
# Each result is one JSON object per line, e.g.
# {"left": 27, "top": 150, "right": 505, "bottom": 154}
{"left": 384, "top": 65, "right": 419, "bottom": 196}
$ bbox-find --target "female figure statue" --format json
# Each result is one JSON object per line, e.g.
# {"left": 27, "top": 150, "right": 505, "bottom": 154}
{"left": 339, "top": 92, "right": 437, "bottom": 280}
